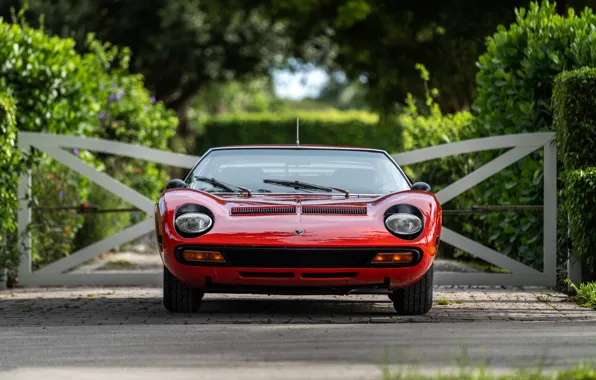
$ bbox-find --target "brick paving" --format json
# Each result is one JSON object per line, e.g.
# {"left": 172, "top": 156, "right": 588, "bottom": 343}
{"left": 1, "top": 285, "right": 594, "bottom": 327}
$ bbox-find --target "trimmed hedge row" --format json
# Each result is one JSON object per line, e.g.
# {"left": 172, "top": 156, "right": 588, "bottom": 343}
{"left": 195, "top": 111, "right": 404, "bottom": 155}
{"left": 565, "top": 168, "right": 596, "bottom": 271}
{"left": 553, "top": 67, "right": 596, "bottom": 173}
{"left": 553, "top": 67, "right": 596, "bottom": 273}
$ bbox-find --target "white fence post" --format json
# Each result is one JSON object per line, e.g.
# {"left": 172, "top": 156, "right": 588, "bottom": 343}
{"left": 543, "top": 138, "right": 557, "bottom": 286}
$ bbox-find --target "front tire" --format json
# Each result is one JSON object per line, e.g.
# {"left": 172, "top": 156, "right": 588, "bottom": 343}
{"left": 163, "top": 266, "right": 204, "bottom": 313}
{"left": 391, "top": 264, "right": 434, "bottom": 315}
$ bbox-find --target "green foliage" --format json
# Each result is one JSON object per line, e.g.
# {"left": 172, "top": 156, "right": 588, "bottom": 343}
{"left": 0, "top": 19, "right": 106, "bottom": 134}
{"left": 315, "top": 72, "right": 370, "bottom": 111}
{"left": 69, "top": 42, "right": 178, "bottom": 253}
{"left": 473, "top": 1, "right": 596, "bottom": 135}
{"left": 0, "top": 15, "right": 104, "bottom": 268}
{"left": 399, "top": 66, "right": 476, "bottom": 191}
{"left": 382, "top": 362, "right": 596, "bottom": 379}
{"left": 268, "top": 0, "right": 527, "bottom": 115}
{"left": 552, "top": 67, "right": 596, "bottom": 173}
{"left": 565, "top": 168, "right": 596, "bottom": 271}
{"left": 0, "top": 93, "right": 22, "bottom": 270}
{"left": 467, "top": 0, "right": 596, "bottom": 269}
{"left": 93, "top": 43, "right": 178, "bottom": 199}
{"left": 567, "top": 279, "right": 596, "bottom": 311}
{"left": 0, "top": 15, "right": 178, "bottom": 271}
{"left": 29, "top": 160, "right": 87, "bottom": 267}
{"left": 553, "top": 67, "right": 596, "bottom": 273}
{"left": 398, "top": 65, "right": 484, "bottom": 261}
{"left": 2, "top": 0, "right": 293, "bottom": 140}
{"left": 195, "top": 110, "right": 400, "bottom": 155}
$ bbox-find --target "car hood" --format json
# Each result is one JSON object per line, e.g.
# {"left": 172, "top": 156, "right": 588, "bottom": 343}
{"left": 157, "top": 188, "right": 441, "bottom": 247}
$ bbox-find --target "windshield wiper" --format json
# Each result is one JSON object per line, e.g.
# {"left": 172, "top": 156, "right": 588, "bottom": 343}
{"left": 263, "top": 179, "right": 349, "bottom": 198}
{"left": 194, "top": 176, "right": 252, "bottom": 196}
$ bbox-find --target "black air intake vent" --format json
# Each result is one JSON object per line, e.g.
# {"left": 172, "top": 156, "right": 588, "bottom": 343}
{"left": 302, "top": 206, "right": 367, "bottom": 215}
{"left": 230, "top": 206, "right": 297, "bottom": 216}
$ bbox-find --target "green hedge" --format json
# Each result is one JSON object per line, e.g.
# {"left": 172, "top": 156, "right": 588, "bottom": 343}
{"left": 0, "top": 16, "right": 178, "bottom": 271}
{"left": 460, "top": 0, "right": 596, "bottom": 270}
{"left": 195, "top": 110, "right": 404, "bottom": 155}
{"left": 565, "top": 168, "right": 596, "bottom": 271}
{"left": 553, "top": 67, "right": 596, "bottom": 173}
{"left": 0, "top": 95, "right": 18, "bottom": 234}
{"left": 0, "top": 94, "right": 21, "bottom": 270}
{"left": 553, "top": 67, "right": 596, "bottom": 273}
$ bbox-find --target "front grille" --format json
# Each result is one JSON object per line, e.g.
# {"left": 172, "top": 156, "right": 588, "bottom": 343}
{"left": 238, "top": 271, "right": 295, "bottom": 278}
{"left": 301, "top": 272, "right": 358, "bottom": 278}
{"left": 230, "top": 206, "right": 297, "bottom": 215}
{"left": 302, "top": 206, "right": 367, "bottom": 215}
{"left": 225, "top": 248, "right": 374, "bottom": 268}
{"left": 176, "top": 246, "right": 421, "bottom": 268}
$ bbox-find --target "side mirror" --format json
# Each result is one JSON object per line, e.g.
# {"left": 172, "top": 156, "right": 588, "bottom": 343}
{"left": 166, "top": 179, "right": 187, "bottom": 189}
{"left": 411, "top": 182, "right": 431, "bottom": 192}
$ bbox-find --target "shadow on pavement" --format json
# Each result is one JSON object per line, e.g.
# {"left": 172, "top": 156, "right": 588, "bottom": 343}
{"left": 1, "top": 291, "right": 593, "bottom": 327}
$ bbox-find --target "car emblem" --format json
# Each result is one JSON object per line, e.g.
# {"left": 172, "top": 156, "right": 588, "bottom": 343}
{"left": 295, "top": 229, "right": 305, "bottom": 235}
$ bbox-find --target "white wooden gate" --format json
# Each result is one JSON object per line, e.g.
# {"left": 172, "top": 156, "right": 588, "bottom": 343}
{"left": 16, "top": 131, "right": 557, "bottom": 287}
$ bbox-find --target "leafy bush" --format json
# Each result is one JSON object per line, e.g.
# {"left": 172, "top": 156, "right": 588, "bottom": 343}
{"left": 0, "top": 93, "right": 22, "bottom": 271}
{"left": 0, "top": 16, "right": 105, "bottom": 269}
{"left": 465, "top": 0, "right": 596, "bottom": 269}
{"left": 563, "top": 168, "right": 596, "bottom": 271}
{"left": 71, "top": 42, "right": 178, "bottom": 253}
{"left": 399, "top": 65, "right": 476, "bottom": 192}
{"left": 93, "top": 49, "right": 178, "bottom": 200}
{"left": 473, "top": 1, "right": 596, "bottom": 136}
{"left": 398, "top": 65, "right": 483, "bottom": 260}
{"left": 0, "top": 15, "right": 178, "bottom": 271}
{"left": 196, "top": 110, "right": 398, "bottom": 155}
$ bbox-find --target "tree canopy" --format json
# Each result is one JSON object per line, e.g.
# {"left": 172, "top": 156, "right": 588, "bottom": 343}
{"left": 0, "top": 0, "right": 292, "bottom": 140}
{"left": 2, "top": 0, "right": 592, "bottom": 139}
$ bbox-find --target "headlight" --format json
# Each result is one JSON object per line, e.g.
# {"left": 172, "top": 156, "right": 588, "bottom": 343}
{"left": 175, "top": 212, "right": 212, "bottom": 234}
{"left": 385, "top": 213, "right": 422, "bottom": 235}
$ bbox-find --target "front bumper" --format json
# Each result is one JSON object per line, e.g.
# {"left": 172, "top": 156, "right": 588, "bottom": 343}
{"left": 162, "top": 245, "right": 435, "bottom": 292}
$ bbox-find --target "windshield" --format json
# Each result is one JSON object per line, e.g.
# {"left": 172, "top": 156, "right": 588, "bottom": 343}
{"left": 186, "top": 148, "right": 411, "bottom": 195}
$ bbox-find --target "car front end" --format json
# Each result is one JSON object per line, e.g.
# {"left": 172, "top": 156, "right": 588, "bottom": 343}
{"left": 157, "top": 190, "right": 440, "bottom": 295}
{"left": 155, "top": 146, "right": 442, "bottom": 315}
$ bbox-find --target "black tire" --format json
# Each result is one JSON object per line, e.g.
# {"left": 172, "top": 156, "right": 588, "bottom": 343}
{"left": 391, "top": 264, "right": 434, "bottom": 315}
{"left": 163, "top": 266, "right": 204, "bottom": 313}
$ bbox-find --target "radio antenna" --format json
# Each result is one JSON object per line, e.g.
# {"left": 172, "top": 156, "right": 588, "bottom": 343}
{"left": 296, "top": 117, "right": 300, "bottom": 146}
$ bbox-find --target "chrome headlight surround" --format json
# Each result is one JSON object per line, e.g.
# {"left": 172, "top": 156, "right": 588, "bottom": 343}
{"left": 383, "top": 204, "right": 424, "bottom": 240}
{"left": 174, "top": 203, "right": 214, "bottom": 238}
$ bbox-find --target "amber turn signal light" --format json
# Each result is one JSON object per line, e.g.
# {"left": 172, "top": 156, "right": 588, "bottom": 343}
{"left": 372, "top": 252, "right": 415, "bottom": 264}
{"left": 182, "top": 250, "right": 225, "bottom": 263}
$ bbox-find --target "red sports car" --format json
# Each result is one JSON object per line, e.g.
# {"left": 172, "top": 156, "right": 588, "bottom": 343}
{"left": 154, "top": 145, "right": 442, "bottom": 315}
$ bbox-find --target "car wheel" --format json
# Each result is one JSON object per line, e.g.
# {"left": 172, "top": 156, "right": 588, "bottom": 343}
{"left": 163, "top": 266, "right": 204, "bottom": 313}
{"left": 391, "top": 264, "right": 433, "bottom": 315}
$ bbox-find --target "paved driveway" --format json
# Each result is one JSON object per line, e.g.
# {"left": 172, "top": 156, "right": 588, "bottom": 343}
{"left": 1, "top": 286, "right": 595, "bottom": 379}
